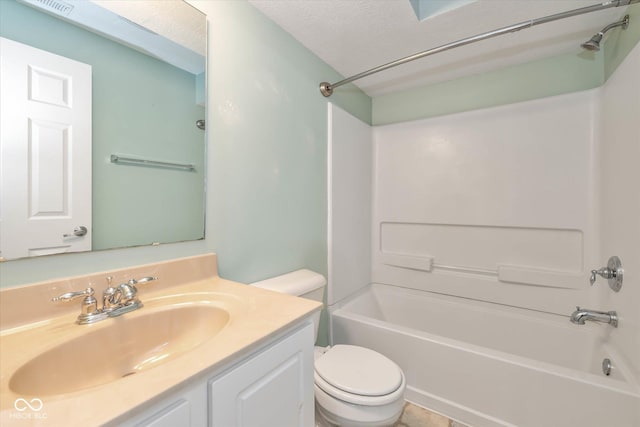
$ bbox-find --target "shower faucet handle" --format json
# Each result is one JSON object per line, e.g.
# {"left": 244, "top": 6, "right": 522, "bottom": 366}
{"left": 590, "top": 268, "right": 608, "bottom": 285}
{"left": 590, "top": 256, "right": 623, "bottom": 292}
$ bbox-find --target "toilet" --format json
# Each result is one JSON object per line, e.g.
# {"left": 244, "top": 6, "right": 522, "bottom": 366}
{"left": 251, "top": 270, "right": 406, "bottom": 427}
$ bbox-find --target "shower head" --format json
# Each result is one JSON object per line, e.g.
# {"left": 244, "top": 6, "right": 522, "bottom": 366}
{"left": 581, "top": 15, "right": 630, "bottom": 52}
{"left": 581, "top": 33, "right": 604, "bottom": 51}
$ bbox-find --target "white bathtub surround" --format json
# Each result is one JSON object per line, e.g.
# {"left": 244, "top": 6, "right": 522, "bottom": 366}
{"left": 599, "top": 40, "right": 640, "bottom": 387}
{"left": 327, "top": 103, "right": 373, "bottom": 306}
{"left": 331, "top": 284, "right": 640, "bottom": 427}
{"left": 327, "top": 41, "right": 640, "bottom": 427}
{"left": 372, "top": 89, "right": 599, "bottom": 315}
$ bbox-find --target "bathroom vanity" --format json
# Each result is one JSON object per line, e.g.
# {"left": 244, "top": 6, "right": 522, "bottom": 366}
{"left": 113, "top": 322, "right": 314, "bottom": 427}
{"left": 0, "top": 254, "right": 320, "bottom": 426}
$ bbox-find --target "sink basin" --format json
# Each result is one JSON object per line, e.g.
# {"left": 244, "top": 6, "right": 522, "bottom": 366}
{"left": 9, "top": 304, "right": 229, "bottom": 396}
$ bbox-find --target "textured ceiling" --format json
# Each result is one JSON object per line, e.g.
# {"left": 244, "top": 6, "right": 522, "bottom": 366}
{"left": 249, "top": 0, "right": 631, "bottom": 97}
{"left": 93, "top": 0, "right": 206, "bottom": 56}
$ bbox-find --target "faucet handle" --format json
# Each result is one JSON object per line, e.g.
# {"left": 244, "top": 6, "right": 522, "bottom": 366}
{"left": 52, "top": 287, "right": 107, "bottom": 324}
{"left": 110, "top": 278, "right": 149, "bottom": 315}
{"left": 102, "top": 276, "right": 122, "bottom": 312}
{"left": 589, "top": 270, "right": 603, "bottom": 285}
{"left": 118, "top": 282, "right": 138, "bottom": 301}
{"left": 117, "top": 276, "right": 156, "bottom": 302}
{"left": 590, "top": 256, "right": 623, "bottom": 291}
{"left": 129, "top": 276, "right": 158, "bottom": 286}
{"left": 52, "top": 287, "right": 94, "bottom": 302}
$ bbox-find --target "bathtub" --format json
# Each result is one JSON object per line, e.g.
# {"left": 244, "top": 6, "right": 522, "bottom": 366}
{"left": 330, "top": 283, "right": 640, "bottom": 427}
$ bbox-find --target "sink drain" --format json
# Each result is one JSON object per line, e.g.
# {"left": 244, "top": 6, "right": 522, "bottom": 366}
{"left": 602, "top": 358, "right": 612, "bottom": 376}
{"left": 122, "top": 371, "right": 137, "bottom": 378}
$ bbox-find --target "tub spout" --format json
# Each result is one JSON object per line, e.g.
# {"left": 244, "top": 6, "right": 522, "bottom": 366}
{"left": 570, "top": 307, "right": 618, "bottom": 327}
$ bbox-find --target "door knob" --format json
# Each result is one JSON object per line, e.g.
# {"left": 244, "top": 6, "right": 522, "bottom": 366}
{"left": 63, "top": 226, "right": 87, "bottom": 237}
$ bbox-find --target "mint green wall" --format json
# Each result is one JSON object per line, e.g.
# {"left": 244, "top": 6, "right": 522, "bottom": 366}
{"left": 373, "top": 53, "right": 603, "bottom": 125}
{"left": 373, "top": 5, "right": 640, "bottom": 125}
{"left": 0, "top": 0, "right": 205, "bottom": 251}
{"left": 198, "top": 0, "right": 370, "bottom": 285}
{"left": 0, "top": 0, "right": 371, "bottom": 290}
{"left": 198, "top": 0, "right": 372, "bottom": 347}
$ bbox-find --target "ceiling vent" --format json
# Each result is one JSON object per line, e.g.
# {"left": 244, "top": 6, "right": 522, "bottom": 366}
{"left": 31, "top": 0, "right": 74, "bottom": 16}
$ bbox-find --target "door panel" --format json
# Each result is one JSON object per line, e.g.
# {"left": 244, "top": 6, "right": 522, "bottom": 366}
{"left": 0, "top": 37, "right": 92, "bottom": 260}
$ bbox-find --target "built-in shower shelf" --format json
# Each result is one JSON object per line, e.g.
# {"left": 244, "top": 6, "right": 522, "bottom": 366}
{"left": 379, "top": 222, "right": 585, "bottom": 289}
{"left": 381, "top": 253, "right": 433, "bottom": 272}
{"left": 380, "top": 252, "right": 584, "bottom": 289}
{"left": 497, "top": 265, "right": 583, "bottom": 289}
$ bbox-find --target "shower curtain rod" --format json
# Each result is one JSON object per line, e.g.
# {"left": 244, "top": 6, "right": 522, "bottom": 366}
{"left": 319, "top": 0, "right": 638, "bottom": 97}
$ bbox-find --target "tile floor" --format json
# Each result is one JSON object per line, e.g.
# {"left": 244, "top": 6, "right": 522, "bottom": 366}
{"left": 393, "top": 402, "right": 470, "bottom": 427}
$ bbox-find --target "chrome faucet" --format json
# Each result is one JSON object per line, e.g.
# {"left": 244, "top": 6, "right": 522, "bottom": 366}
{"left": 52, "top": 276, "right": 158, "bottom": 324}
{"left": 51, "top": 287, "right": 108, "bottom": 325}
{"left": 102, "top": 276, "right": 121, "bottom": 313}
{"left": 570, "top": 306, "right": 618, "bottom": 327}
{"left": 108, "top": 276, "right": 158, "bottom": 317}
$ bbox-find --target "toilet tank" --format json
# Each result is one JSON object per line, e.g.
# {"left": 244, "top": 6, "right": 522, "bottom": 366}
{"left": 250, "top": 269, "right": 326, "bottom": 301}
{"left": 250, "top": 269, "right": 326, "bottom": 341}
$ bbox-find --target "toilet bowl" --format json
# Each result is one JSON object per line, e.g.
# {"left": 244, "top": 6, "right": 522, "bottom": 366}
{"left": 251, "top": 270, "right": 406, "bottom": 427}
{"left": 313, "top": 345, "right": 405, "bottom": 427}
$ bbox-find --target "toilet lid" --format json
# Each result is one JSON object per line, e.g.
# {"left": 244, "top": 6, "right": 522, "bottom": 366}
{"left": 314, "top": 345, "right": 403, "bottom": 397}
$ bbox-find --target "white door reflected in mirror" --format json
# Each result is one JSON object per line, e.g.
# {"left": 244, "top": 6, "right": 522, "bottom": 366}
{"left": 0, "top": 37, "right": 92, "bottom": 259}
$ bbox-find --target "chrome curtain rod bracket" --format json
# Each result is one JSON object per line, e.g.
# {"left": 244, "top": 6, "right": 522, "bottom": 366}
{"left": 110, "top": 154, "right": 195, "bottom": 171}
{"left": 319, "top": 0, "right": 638, "bottom": 97}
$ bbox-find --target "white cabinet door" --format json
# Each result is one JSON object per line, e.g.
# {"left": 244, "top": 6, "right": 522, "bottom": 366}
{"left": 136, "top": 399, "right": 191, "bottom": 427}
{"left": 110, "top": 380, "right": 207, "bottom": 427}
{"left": 109, "top": 321, "right": 315, "bottom": 427}
{"left": 0, "top": 37, "right": 92, "bottom": 259}
{"left": 209, "top": 323, "right": 315, "bottom": 427}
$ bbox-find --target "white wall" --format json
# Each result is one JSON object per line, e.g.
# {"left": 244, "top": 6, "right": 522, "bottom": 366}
{"left": 372, "top": 91, "right": 600, "bottom": 315}
{"left": 600, "top": 41, "right": 640, "bottom": 382}
{"left": 327, "top": 103, "right": 372, "bottom": 306}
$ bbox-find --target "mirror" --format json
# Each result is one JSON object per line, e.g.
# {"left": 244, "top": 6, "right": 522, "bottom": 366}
{"left": 0, "top": 0, "right": 206, "bottom": 261}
